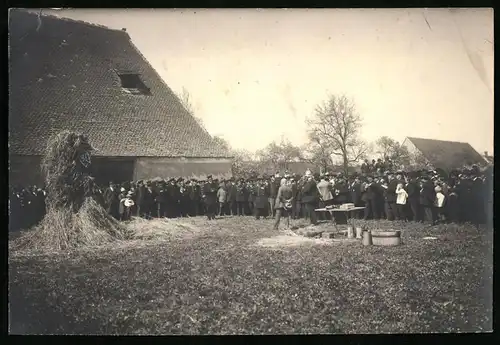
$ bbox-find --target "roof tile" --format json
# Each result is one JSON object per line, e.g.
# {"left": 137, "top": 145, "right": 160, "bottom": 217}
{"left": 9, "top": 10, "right": 230, "bottom": 158}
{"left": 407, "top": 137, "right": 485, "bottom": 170}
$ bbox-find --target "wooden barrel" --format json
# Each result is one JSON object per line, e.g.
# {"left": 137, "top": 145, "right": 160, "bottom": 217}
{"left": 371, "top": 230, "right": 402, "bottom": 246}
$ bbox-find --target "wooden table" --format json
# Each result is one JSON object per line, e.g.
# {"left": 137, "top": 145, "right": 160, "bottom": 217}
{"left": 315, "top": 207, "right": 366, "bottom": 232}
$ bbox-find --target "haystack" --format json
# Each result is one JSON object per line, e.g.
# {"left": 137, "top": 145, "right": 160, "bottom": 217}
{"left": 12, "top": 130, "right": 132, "bottom": 251}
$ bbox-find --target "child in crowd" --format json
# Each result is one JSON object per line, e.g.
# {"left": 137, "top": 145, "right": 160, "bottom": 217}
{"left": 217, "top": 184, "right": 227, "bottom": 217}
{"left": 434, "top": 185, "right": 446, "bottom": 223}
{"left": 395, "top": 182, "right": 408, "bottom": 221}
{"left": 120, "top": 191, "right": 135, "bottom": 221}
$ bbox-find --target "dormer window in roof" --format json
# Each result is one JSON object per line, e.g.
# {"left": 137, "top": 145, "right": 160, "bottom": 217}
{"left": 116, "top": 72, "right": 151, "bottom": 95}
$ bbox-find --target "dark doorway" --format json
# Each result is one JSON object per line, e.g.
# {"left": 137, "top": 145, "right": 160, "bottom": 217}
{"left": 92, "top": 157, "right": 135, "bottom": 187}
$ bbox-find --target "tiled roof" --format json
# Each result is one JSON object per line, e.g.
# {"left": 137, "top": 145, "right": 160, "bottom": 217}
{"left": 406, "top": 137, "right": 485, "bottom": 170}
{"left": 8, "top": 10, "right": 231, "bottom": 158}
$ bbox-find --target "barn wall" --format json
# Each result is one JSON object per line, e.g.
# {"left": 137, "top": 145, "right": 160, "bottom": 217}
{"left": 134, "top": 157, "right": 232, "bottom": 180}
{"left": 9, "top": 155, "right": 43, "bottom": 186}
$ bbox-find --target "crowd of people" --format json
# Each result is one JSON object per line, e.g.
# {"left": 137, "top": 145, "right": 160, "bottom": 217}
{"left": 9, "top": 163, "right": 491, "bottom": 231}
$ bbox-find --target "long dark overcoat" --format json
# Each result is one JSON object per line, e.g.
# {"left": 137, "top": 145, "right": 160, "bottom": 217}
{"left": 254, "top": 184, "right": 270, "bottom": 209}
{"left": 203, "top": 182, "right": 218, "bottom": 206}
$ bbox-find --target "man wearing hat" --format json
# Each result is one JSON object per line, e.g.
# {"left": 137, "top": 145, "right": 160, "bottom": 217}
{"left": 122, "top": 190, "right": 135, "bottom": 221}
{"left": 234, "top": 178, "right": 246, "bottom": 216}
{"left": 155, "top": 181, "right": 168, "bottom": 218}
{"left": 246, "top": 178, "right": 256, "bottom": 215}
{"left": 178, "top": 178, "right": 190, "bottom": 217}
{"left": 317, "top": 174, "right": 333, "bottom": 220}
{"left": 349, "top": 174, "right": 363, "bottom": 218}
{"left": 405, "top": 172, "right": 420, "bottom": 222}
{"left": 419, "top": 175, "right": 436, "bottom": 225}
{"left": 165, "top": 178, "right": 180, "bottom": 218}
{"left": 289, "top": 174, "right": 299, "bottom": 219}
{"left": 254, "top": 176, "right": 270, "bottom": 219}
{"left": 188, "top": 179, "right": 201, "bottom": 216}
{"left": 226, "top": 177, "right": 237, "bottom": 216}
{"left": 202, "top": 175, "right": 218, "bottom": 220}
{"left": 135, "top": 180, "right": 147, "bottom": 218}
{"left": 300, "top": 169, "right": 319, "bottom": 225}
{"left": 268, "top": 175, "right": 279, "bottom": 218}
{"left": 103, "top": 181, "right": 120, "bottom": 220}
{"left": 384, "top": 172, "right": 399, "bottom": 221}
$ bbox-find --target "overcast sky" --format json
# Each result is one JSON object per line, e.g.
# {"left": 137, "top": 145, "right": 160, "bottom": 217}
{"left": 43, "top": 8, "right": 494, "bottom": 155}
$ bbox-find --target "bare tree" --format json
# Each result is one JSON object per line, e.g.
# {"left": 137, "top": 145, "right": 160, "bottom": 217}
{"left": 231, "top": 149, "right": 262, "bottom": 178}
{"left": 306, "top": 94, "right": 369, "bottom": 175}
{"left": 256, "top": 137, "right": 303, "bottom": 172}
{"left": 375, "top": 136, "right": 412, "bottom": 168}
{"left": 177, "top": 87, "right": 208, "bottom": 132}
{"left": 212, "top": 135, "right": 231, "bottom": 153}
{"left": 300, "top": 142, "right": 333, "bottom": 175}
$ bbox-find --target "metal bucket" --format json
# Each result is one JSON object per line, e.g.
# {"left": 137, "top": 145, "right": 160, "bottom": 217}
{"left": 355, "top": 227, "right": 362, "bottom": 239}
{"left": 347, "top": 226, "right": 354, "bottom": 239}
{"left": 362, "top": 230, "right": 372, "bottom": 246}
{"left": 371, "top": 230, "right": 402, "bottom": 246}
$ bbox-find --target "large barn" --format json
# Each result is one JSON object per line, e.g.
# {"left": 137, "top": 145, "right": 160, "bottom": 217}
{"left": 402, "top": 137, "right": 486, "bottom": 172}
{"left": 9, "top": 9, "right": 232, "bottom": 187}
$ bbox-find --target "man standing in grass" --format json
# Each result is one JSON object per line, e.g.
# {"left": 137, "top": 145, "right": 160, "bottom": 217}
{"left": 235, "top": 179, "right": 246, "bottom": 216}
{"left": 273, "top": 177, "right": 294, "bottom": 230}
{"left": 202, "top": 175, "right": 218, "bottom": 220}
{"left": 254, "top": 177, "right": 270, "bottom": 220}
{"left": 227, "top": 178, "right": 237, "bottom": 216}
{"left": 300, "top": 170, "right": 319, "bottom": 226}
{"left": 420, "top": 174, "right": 437, "bottom": 225}
{"left": 104, "top": 181, "right": 120, "bottom": 220}
{"left": 316, "top": 174, "right": 333, "bottom": 221}
{"left": 217, "top": 183, "right": 227, "bottom": 217}
{"left": 268, "top": 175, "right": 279, "bottom": 218}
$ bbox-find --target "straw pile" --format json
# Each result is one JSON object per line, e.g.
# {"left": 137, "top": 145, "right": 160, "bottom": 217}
{"left": 12, "top": 130, "right": 132, "bottom": 251}
{"left": 12, "top": 197, "right": 133, "bottom": 251}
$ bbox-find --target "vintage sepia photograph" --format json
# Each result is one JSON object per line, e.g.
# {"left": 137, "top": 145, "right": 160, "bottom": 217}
{"left": 8, "top": 8, "right": 493, "bottom": 334}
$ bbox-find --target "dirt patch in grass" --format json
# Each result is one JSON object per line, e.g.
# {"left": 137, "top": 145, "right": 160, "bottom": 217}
{"left": 255, "top": 234, "right": 334, "bottom": 249}
{"left": 128, "top": 217, "right": 206, "bottom": 241}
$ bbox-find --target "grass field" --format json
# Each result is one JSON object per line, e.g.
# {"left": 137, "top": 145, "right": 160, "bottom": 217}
{"left": 9, "top": 216, "right": 493, "bottom": 334}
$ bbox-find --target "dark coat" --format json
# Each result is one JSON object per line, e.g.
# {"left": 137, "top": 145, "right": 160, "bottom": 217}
{"left": 167, "top": 184, "right": 180, "bottom": 203}
{"left": 103, "top": 187, "right": 119, "bottom": 212}
{"left": 301, "top": 179, "right": 319, "bottom": 204}
{"left": 350, "top": 182, "right": 362, "bottom": 204}
{"left": 179, "top": 185, "right": 189, "bottom": 202}
{"left": 247, "top": 184, "right": 256, "bottom": 202}
{"left": 254, "top": 184, "right": 270, "bottom": 209}
{"left": 269, "top": 180, "right": 279, "bottom": 199}
{"left": 189, "top": 185, "right": 201, "bottom": 201}
{"left": 155, "top": 189, "right": 168, "bottom": 204}
{"left": 419, "top": 181, "right": 436, "bottom": 206}
{"left": 385, "top": 179, "right": 399, "bottom": 203}
{"left": 143, "top": 188, "right": 156, "bottom": 208}
{"left": 235, "top": 184, "right": 246, "bottom": 202}
{"left": 295, "top": 180, "right": 304, "bottom": 202}
{"left": 136, "top": 185, "right": 147, "bottom": 205}
{"left": 406, "top": 181, "right": 420, "bottom": 200}
{"left": 227, "top": 184, "right": 237, "bottom": 202}
{"left": 202, "top": 182, "right": 218, "bottom": 205}
{"left": 333, "top": 182, "right": 349, "bottom": 204}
